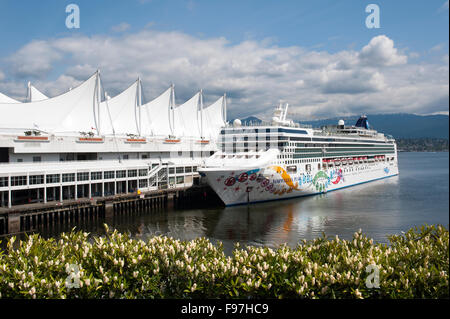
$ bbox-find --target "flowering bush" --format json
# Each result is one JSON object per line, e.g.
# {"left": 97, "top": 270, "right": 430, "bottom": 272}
{"left": 0, "top": 224, "right": 448, "bottom": 299}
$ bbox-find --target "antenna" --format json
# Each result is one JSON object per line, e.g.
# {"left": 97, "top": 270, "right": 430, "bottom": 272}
{"left": 283, "top": 103, "right": 289, "bottom": 121}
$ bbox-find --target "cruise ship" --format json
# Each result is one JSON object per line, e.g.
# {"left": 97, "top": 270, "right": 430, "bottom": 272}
{"left": 199, "top": 103, "right": 399, "bottom": 206}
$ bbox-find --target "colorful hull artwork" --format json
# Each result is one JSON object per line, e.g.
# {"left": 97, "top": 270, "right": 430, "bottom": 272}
{"left": 201, "top": 161, "right": 399, "bottom": 206}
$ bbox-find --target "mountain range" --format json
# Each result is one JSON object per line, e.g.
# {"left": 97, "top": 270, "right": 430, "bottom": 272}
{"left": 240, "top": 113, "right": 449, "bottom": 139}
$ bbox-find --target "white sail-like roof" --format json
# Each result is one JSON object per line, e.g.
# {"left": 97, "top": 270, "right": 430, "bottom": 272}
{"left": 0, "top": 72, "right": 99, "bottom": 134}
{"left": 99, "top": 80, "right": 139, "bottom": 136}
{"left": 203, "top": 96, "right": 226, "bottom": 140}
{"left": 28, "top": 84, "right": 48, "bottom": 102}
{"left": 0, "top": 92, "right": 20, "bottom": 103}
{"left": 173, "top": 92, "right": 200, "bottom": 138}
{"left": 140, "top": 87, "right": 172, "bottom": 137}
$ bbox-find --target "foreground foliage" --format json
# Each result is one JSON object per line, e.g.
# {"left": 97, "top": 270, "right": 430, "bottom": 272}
{"left": 0, "top": 224, "right": 448, "bottom": 299}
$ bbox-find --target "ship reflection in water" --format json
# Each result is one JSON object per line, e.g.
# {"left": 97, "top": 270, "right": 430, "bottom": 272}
{"left": 36, "top": 153, "right": 448, "bottom": 255}
{"left": 109, "top": 176, "right": 404, "bottom": 254}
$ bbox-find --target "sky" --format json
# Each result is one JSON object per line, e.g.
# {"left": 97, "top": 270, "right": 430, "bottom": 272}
{"left": 0, "top": 0, "right": 448, "bottom": 121}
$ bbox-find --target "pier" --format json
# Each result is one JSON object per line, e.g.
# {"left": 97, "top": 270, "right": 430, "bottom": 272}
{"left": 0, "top": 184, "right": 220, "bottom": 236}
{"left": 0, "top": 157, "right": 223, "bottom": 236}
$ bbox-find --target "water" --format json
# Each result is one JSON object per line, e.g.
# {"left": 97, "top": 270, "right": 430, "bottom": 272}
{"left": 10, "top": 152, "right": 450, "bottom": 254}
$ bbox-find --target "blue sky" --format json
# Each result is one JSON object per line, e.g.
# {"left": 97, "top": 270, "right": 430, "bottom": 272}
{"left": 1, "top": 1, "right": 448, "bottom": 54}
{"left": 0, "top": 0, "right": 448, "bottom": 119}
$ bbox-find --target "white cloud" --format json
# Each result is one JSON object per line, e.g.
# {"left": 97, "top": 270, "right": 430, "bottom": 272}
{"left": 7, "top": 40, "right": 63, "bottom": 78}
{"left": 430, "top": 43, "right": 445, "bottom": 52}
{"left": 322, "top": 70, "right": 385, "bottom": 94}
{"left": 359, "top": 35, "right": 407, "bottom": 67}
{"left": 0, "top": 31, "right": 447, "bottom": 120}
{"left": 111, "top": 22, "right": 131, "bottom": 33}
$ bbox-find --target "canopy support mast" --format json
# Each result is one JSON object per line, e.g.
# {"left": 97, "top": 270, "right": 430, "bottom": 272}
{"left": 27, "top": 82, "right": 31, "bottom": 102}
{"left": 223, "top": 93, "right": 227, "bottom": 124}
{"left": 169, "top": 83, "right": 175, "bottom": 137}
{"left": 137, "top": 77, "right": 142, "bottom": 136}
{"left": 200, "top": 89, "right": 204, "bottom": 139}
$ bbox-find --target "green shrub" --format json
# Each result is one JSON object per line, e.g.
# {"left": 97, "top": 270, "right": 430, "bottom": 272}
{"left": 0, "top": 224, "right": 448, "bottom": 299}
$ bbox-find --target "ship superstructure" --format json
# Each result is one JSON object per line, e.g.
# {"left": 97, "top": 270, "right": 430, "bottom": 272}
{"left": 199, "top": 103, "right": 399, "bottom": 206}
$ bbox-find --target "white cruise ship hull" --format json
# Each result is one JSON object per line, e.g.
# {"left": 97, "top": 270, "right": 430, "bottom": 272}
{"left": 200, "top": 161, "right": 399, "bottom": 206}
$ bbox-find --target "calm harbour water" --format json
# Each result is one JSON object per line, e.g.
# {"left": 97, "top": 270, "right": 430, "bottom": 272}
{"left": 27, "top": 152, "right": 450, "bottom": 253}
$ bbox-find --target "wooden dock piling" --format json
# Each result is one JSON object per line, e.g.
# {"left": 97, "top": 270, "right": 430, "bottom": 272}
{"left": 0, "top": 185, "right": 216, "bottom": 236}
